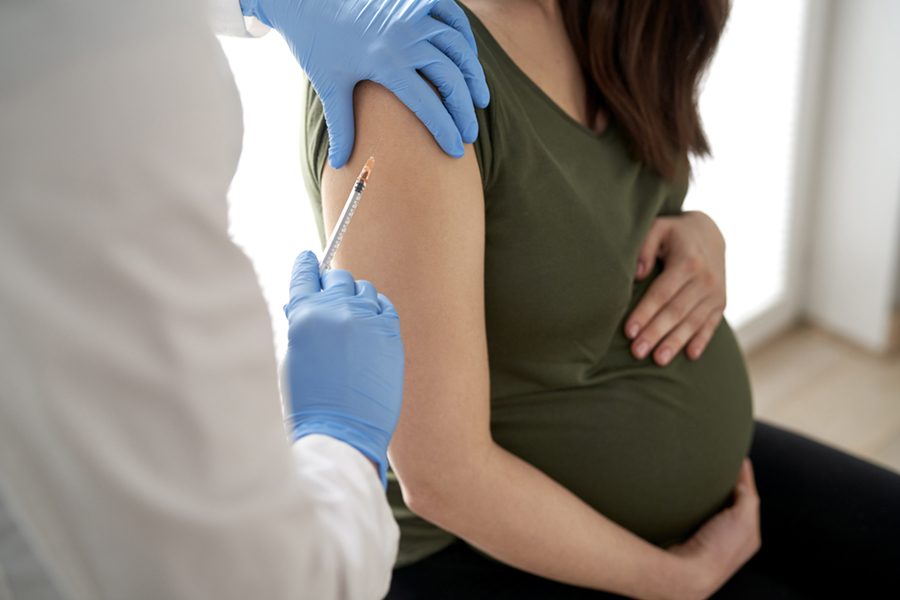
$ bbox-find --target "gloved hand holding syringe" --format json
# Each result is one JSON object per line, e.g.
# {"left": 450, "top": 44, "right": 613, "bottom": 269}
{"left": 282, "top": 155, "right": 403, "bottom": 488}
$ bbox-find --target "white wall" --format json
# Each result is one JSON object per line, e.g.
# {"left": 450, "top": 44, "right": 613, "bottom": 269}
{"left": 804, "top": 0, "right": 900, "bottom": 352}
{"left": 218, "top": 34, "right": 317, "bottom": 359}
{"left": 896, "top": 209, "right": 900, "bottom": 308}
{"left": 685, "top": 0, "right": 808, "bottom": 331}
{"left": 894, "top": 211, "right": 900, "bottom": 311}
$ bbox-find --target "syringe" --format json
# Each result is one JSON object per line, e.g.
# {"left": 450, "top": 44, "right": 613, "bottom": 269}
{"left": 319, "top": 156, "right": 375, "bottom": 273}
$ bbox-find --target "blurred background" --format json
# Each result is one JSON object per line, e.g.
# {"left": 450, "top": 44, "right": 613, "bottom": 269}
{"left": 217, "top": 0, "right": 900, "bottom": 472}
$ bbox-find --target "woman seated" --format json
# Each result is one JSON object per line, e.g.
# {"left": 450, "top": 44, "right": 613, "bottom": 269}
{"left": 302, "top": 1, "right": 900, "bottom": 597}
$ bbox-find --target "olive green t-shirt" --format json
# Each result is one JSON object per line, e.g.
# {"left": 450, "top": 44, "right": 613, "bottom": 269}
{"left": 303, "top": 6, "right": 754, "bottom": 568}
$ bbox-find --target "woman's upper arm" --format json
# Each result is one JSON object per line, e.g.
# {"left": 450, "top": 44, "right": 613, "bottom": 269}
{"left": 320, "top": 82, "right": 491, "bottom": 497}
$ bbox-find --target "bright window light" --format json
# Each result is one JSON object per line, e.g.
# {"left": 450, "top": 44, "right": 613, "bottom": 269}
{"left": 685, "top": 0, "right": 809, "bottom": 326}
{"left": 218, "top": 33, "right": 318, "bottom": 358}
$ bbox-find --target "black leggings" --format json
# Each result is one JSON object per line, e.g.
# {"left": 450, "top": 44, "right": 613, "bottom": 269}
{"left": 386, "top": 419, "right": 900, "bottom": 599}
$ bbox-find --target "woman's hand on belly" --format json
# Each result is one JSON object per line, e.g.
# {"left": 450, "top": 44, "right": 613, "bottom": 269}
{"left": 624, "top": 210, "right": 727, "bottom": 366}
{"left": 666, "top": 459, "right": 762, "bottom": 599}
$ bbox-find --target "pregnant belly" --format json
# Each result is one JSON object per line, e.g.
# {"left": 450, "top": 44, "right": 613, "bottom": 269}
{"left": 490, "top": 319, "right": 755, "bottom": 547}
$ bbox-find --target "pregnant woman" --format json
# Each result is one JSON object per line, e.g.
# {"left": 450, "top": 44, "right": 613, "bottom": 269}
{"left": 302, "top": 0, "right": 900, "bottom": 597}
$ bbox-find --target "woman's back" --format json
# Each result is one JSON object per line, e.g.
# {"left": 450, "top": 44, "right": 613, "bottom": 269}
{"left": 303, "top": 2, "right": 752, "bottom": 569}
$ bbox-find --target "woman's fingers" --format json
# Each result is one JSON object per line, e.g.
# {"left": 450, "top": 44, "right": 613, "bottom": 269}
{"left": 633, "top": 217, "right": 672, "bottom": 280}
{"left": 629, "top": 276, "right": 702, "bottom": 362}
{"left": 686, "top": 309, "right": 724, "bottom": 360}
{"left": 652, "top": 298, "right": 722, "bottom": 366}
{"left": 737, "top": 458, "right": 759, "bottom": 496}
{"left": 627, "top": 250, "right": 725, "bottom": 364}
{"left": 667, "top": 458, "right": 761, "bottom": 598}
{"left": 625, "top": 264, "right": 689, "bottom": 342}
{"left": 628, "top": 211, "right": 727, "bottom": 362}
{"left": 730, "top": 459, "right": 760, "bottom": 542}
{"left": 733, "top": 459, "right": 761, "bottom": 548}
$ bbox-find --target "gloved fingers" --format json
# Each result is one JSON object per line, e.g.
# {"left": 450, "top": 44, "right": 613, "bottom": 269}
{"left": 320, "top": 84, "right": 356, "bottom": 169}
{"left": 425, "top": 23, "right": 490, "bottom": 108}
{"left": 416, "top": 45, "right": 479, "bottom": 144}
{"left": 355, "top": 279, "right": 380, "bottom": 306}
{"left": 322, "top": 268, "right": 357, "bottom": 297}
{"left": 288, "top": 250, "right": 323, "bottom": 302}
{"left": 429, "top": 0, "right": 478, "bottom": 54}
{"left": 378, "top": 72, "right": 463, "bottom": 157}
{"left": 377, "top": 292, "right": 400, "bottom": 320}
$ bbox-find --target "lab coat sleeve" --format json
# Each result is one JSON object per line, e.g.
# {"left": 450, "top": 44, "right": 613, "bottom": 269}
{"left": 291, "top": 436, "right": 401, "bottom": 597}
{"left": 0, "top": 2, "right": 397, "bottom": 599}
{"left": 208, "top": 0, "right": 270, "bottom": 37}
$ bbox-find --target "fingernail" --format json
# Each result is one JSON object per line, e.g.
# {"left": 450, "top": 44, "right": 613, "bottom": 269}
{"left": 626, "top": 323, "right": 640, "bottom": 339}
{"left": 657, "top": 347, "right": 672, "bottom": 365}
{"left": 635, "top": 341, "right": 650, "bottom": 359}
{"left": 636, "top": 260, "right": 645, "bottom": 277}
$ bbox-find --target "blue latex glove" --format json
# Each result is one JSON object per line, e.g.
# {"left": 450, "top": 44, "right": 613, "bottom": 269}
{"left": 240, "top": 0, "right": 490, "bottom": 168}
{"left": 282, "top": 251, "right": 404, "bottom": 487}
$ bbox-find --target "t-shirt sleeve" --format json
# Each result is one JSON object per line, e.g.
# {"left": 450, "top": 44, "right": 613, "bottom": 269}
{"left": 302, "top": 79, "right": 330, "bottom": 248}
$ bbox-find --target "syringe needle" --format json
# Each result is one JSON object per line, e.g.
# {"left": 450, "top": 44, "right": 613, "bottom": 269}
{"left": 320, "top": 156, "right": 375, "bottom": 274}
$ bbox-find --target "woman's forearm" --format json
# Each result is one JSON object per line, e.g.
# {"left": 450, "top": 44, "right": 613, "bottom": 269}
{"left": 404, "top": 443, "right": 692, "bottom": 599}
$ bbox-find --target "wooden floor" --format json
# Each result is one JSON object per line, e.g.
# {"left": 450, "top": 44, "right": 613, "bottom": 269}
{"left": 746, "top": 324, "right": 900, "bottom": 474}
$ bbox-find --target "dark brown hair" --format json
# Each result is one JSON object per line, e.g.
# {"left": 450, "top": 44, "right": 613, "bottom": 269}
{"left": 561, "top": 0, "right": 730, "bottom": 180}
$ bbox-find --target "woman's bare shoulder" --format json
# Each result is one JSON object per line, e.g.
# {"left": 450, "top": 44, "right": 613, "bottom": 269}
{"left": 322, "top": 81, "right": 480, "bottom": 206}
{"left": 320, "top": 80, "right": 485, "bottom": 301}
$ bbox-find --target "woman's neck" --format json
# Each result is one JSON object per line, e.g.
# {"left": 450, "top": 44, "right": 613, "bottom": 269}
{"left": 461, "top": 0, "right": 606, "bottom": 133}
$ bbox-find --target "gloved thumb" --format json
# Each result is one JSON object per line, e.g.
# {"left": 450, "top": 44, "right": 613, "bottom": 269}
{"left": 635, "top": 217, "right": 672, "bottom": 280}
{"left": 322, "top": 86, "right": 356, "bottom": 169}
{"left": 288, "top": 250, "right": 323, "bottom": 306}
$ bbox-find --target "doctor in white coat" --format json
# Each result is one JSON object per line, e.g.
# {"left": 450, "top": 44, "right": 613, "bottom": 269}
{"left": 0, "top": 0, "right": 488, "bottom": 599}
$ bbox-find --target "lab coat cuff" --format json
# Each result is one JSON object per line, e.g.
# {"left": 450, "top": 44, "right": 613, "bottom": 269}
{"left": 292, "top": 435, "right": 387, "bottom": 491}
{"left": 292, "top": 423, "right": 389, "bottom": 489}
{"left": 209, "top": 0, "right": 271, "bottom": 38}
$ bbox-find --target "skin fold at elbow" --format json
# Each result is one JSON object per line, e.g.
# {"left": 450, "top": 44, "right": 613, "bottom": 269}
{"left": 391, "top": 443, "right": 489, "bottom": 523}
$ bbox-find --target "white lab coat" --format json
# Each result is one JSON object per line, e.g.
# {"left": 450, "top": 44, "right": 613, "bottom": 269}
{"left": 0, "top": 1, "right": 399, "bottom": 599}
